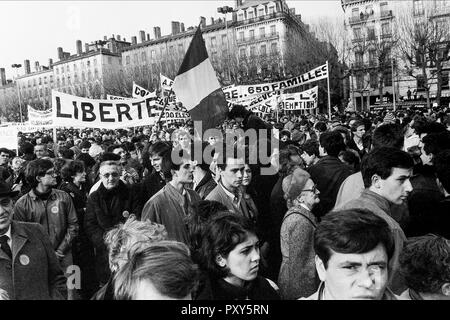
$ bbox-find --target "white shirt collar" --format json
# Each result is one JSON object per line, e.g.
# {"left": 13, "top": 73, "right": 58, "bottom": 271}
{"left": 1, "top": 225, "right": 12, "bottom": 246}
{"left": 220, "top": 182, "right": 237, "bottom": 200}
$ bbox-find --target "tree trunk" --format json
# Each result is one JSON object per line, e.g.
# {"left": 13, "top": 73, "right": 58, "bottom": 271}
{"left": 436, "top": 61, "right": 442, "bottom": 107}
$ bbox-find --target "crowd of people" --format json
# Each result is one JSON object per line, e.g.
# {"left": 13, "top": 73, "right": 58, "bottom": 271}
{"left": 0, "top": 104, "right": 449, "bottom": 300}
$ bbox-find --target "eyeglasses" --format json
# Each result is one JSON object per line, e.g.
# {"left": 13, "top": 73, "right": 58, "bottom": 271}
{"left": 302, "top": 185, "right": 318, "bottom": 193}
{"left": 101, "top": 172, "right": 120, "bottom": 179}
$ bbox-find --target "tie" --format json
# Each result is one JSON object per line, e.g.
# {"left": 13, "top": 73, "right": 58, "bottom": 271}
{"left": 0, "top": 235, "right": 12, "bottom": 259}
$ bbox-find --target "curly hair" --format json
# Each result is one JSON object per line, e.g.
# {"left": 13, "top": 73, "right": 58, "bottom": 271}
{"left": 399, "top": 234, "right": 450, "bottom": 294}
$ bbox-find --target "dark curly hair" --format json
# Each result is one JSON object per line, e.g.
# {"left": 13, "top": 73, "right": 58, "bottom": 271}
{"left": 399, "top": 234, "right": 450, "bottom": 294}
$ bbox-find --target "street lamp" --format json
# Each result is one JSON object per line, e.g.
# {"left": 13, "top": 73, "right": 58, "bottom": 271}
{"left": 11, "top": 63, "right": 24, "bottom": 123}
{"left": 217, "top": 5, "right": 234, "bottom": 83}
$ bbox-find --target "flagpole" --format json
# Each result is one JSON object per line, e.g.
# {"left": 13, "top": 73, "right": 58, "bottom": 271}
{"left": 156, "top": 88, "right": 173, "bottom": 129}
{"left": 326, "top": 60, "right": 331, "bottom": 120}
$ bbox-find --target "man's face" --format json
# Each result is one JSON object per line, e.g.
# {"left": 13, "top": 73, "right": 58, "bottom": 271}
{"left": 172, "top": 159, "right": 195, "bottom": 184}
{"left": 220, "top": 158, "right": 245, "bottom": 190}
{"left": 150, "top": 155, "right": 163, "bottom": 172}
{"left": 0, "top": 152, "right": 10, "bottom": 166}
{"left": 377, "top": 167, "right": 413, "bottom": 205}
{"left": 316, "top": 243, "right": 389, "bottom": 300}
{"left": 178, "top": 135, "right": 190, "bottom": 149}
{"left": 38, "top": 167, "right": 57, "bottom": 188}
{"left": 100, "top": 164, "right": 121, "bottom": 190}
{"left": 0, "top": 197, "right": 13, "bottom": 234}
{"left": 34, "top": 145, "right": 46, "bottom": 159}
{"left": 57, "top": 140, "right": 66, "bottom": 148}
{"left": 134, "top": 279, "right": 191, "bottom": 300}
{"left": 355, "top": 125, "right": 366, "bottom": 139}
{"left": 81, "top": 148, "right": 90, "bottom": 154}
{"left": 113, "top": 147, "right": 127, "bottom": 162}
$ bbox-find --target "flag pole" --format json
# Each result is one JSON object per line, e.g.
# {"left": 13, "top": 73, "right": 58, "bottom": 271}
{"left": 326, "top": 60, "right": 332, "bottom": 120}
{"left": 156, "top": 88, "right": 173, "bottom": 129}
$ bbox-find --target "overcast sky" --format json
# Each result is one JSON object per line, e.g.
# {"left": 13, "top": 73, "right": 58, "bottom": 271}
{"left": 0, "top": 1, "right": 344, "bottom": 79}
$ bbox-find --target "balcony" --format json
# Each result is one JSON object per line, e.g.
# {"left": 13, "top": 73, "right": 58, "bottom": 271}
{"left": 380, "top": 33, "right": 392, "bottom": 40}
{"left": 380, "top": 10, "right": 393, "bottom": 19}
{"left": 236, "top": 32, "right": 280, "bottom": 45}
{"left": 235, "top": 12, "right": 284, "bottom": 27}
{"left": 349, "top": 15, "right": 369, "bottom": 25}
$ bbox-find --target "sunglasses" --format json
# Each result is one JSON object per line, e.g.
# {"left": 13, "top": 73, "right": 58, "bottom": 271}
{"left": 302, "top": 185, "right": 318, "bottom": 193}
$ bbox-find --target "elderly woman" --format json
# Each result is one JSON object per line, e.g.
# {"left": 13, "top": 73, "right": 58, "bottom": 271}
{"left": 92, "top": 215, "right": 168, "bottom": 300}
{"left": 278, "top": 168, "right": 321, "bottom": 300}
{"left": 195, "top": 212, "right": 280, "bottom": 300}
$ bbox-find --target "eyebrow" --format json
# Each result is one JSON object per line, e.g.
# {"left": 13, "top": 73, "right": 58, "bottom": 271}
{"left": 396, "top": 175, "right": 411, "bottom": 179}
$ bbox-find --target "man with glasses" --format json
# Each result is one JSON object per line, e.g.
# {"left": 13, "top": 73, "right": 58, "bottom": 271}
{"left": 13, "top": 159, "right": 78, "bottom": 298}
{"left": 85, "top": 160, "right": 142, "bottom": 287}
{"left": 0, "top": 181, "right": 67, "bottom": 299}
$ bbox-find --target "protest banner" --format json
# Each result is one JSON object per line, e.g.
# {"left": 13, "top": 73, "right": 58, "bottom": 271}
{"left": 106, "top": 94, "right": 130, "bottom": 100}
{"left": 27, "top": 105, "right": 53, "bottom": 126}
{"left": 280, "top": 86, "right": 318, "bottom": 111}
{"left": 132, "top": 82, "right": 157, "bottom": 99}
{"left": 222, "top": 63, "right": 327, "bottom": 101}
{"left": 160, "top": 73, "right": 174, "bottom": 91}
{"left": 51, "top": 90, "right": 160, "bottom": 129}
{"left": 0, "top": 126, "right": 18, "bottom": 151}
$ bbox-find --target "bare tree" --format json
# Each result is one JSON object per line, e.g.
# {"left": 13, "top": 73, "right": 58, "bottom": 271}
{"left": 396, "top": 1, "right": 450, "bottom": 108}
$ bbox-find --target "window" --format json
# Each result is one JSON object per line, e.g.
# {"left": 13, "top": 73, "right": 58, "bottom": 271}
{"left": 126, "top": 56, "right": 130, "bottom": 65}
{"left": 74, "top": 64, "right": 77, "bottom": 71}
{"left": 370, "top": 73, "right": 378, "bottom": 88}
{"left": 94, "top": 69, "right": 99, "bottom": 79}
{"left": 260, "top": 44, "right": 267, "bottom": 56}
{"left": 258, "top": 8, "right": 265, "bottom": 17}
{"left": 270, "top": 25, "right": 276, "bottom": 35}
{"left": 239, "top": 31, "right": 244, "bottom": 41}
{"left": 67, "top": 75, "right": 71, "bottom": 85}
{"left": 74, "top": 73, "right": 78, "bottom": 83}
{"left": 442, "top": 71, "right": 449, "bottom": 89}
{"left": 414, "top": 0, "right": 424, "bottom": 15}
{"left": 250, "top": 46, "right": 256, "bottom": 57}
{"left": 382, "top": 23, "right": 390, "bottom": 36}
{"left": 56, "top": 78, "right": 60, "bottom": 87}
{"left": 56, "top": 67, "right": 59, "bottom": 75}
{"left": 108, "top": 56, "right": 112, "bottom": 64}
{"left": 249, "top": 29, "right": 255, "bottom": 40}
{"left": 259, "top": 27, "right": 265, "bottom": 38}
{"left": 271, "top": 42, "right": 278, "bottom": 54}
{"left": 384, "top": 71, "right": 392, "bottom": 86}
{"left": 94, "top": 58, "right": 97, "bottom": 66}
{"left": 355, "top": 52, "right": 364, "bottom": 66}
{"left": 369, "top": 50, "right": 376, "bottom": 65}
{"left": 33, "top": 79, "right": 36, "bottom": 86}
{"left": 238, "top": 13, "right": 244, "bottom": 21}
{"left": 87, "top": 61, "right": 90, "bottom": 67}
{"left": 61, "top": 67, "right": 64, "bottom": 74}
{"left": 240, "top": 48, "right": 246, "bottom": 58}
{"left": 222, "top": 34, "right": 227, "bottom": 45}
{"left": 61, "top": 77, "right": 65, "bottom": 86}
{"left": 134, "top": 54, "right": 138, "bottom": 63}
{"left": 151, "top": 50, "right": 156, "bottom": 59}
{"left": 141, "top": 52, "right": 147, "bottom": 63}
{"left": 88, "top": 71, "right": 92, "bottom": 81}
{"left": 38, "top": 78, "right": 42, "bottom": 85}
{"left": 50, "top": 75, "right": 53, "bottom": 82}
{"left": 66, "top": 65, "right": 70, "bottom": 72}
{"left": 354, "top": 27, "right": 362, "bottom": 40}
{"left": 380, "top": 2, "right": 388, "bottom": 13}
{"left": 356, "top": 73, "right": 364, "bottom": 89}
{"left": 352, "top": 8, "right": 359, "bottom": 17}
{"left": 367, "top": 27, "right": 376, "bottom": 40}
{"left": 268, "top": 6, "right": 275, "bottom": 14}
{"left": 81, "top": 72, "right": 85, "bottom": 82}
{"left": 248, "top": 11, "right": 254, "bottom": 19}
{"left": 210, "top": 37, "right": 216, "bottom": 47}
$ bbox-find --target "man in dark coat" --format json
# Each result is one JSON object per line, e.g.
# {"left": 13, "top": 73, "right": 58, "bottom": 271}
{"left": 308, "top": 131, "right": 353, "bottom": 218}
{"left": 85, "top": 160, "right": 142, "bottom": 286}
{"left": 0, "top": 181, "right": 66, "bottom": 300}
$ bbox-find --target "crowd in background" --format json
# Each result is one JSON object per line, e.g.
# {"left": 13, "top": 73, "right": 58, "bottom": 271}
{"left": 0, "top": 104, "right": 449, "bottom": 300}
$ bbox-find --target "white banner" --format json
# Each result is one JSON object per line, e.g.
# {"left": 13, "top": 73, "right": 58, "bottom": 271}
{"left": 223, "top": 63, "right": 327, "bottom": 101}
{"left": 0, "top": 126, "right": 18, "bottom": 150}
{"left": 52, "top": 90, "right": 161, "bottom": 129}
{"left": 280, "top": 86, "right": 318, "bottom": 110}
{"left": 106, "top": 94, "right": 130, "bottom": 100}
{"left": 27, "top": 105, "right": 53, "bottom": 126}
{"left": 132, "top": 82, "right": 157, "bottom": 99}
{"left": 160, "top": 73, "right": 174, "bottom": 91}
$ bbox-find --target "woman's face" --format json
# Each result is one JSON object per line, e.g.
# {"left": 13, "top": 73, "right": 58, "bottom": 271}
{"left": 297, "top": 178, "right": 320, "bottom": 209}
{"left": 73, "top": 170, "right": 86, "bottom": 184}
{"left": 219, "top": 232, "right": 260, "bottom": 286}
{"left": 242, "top": 164, "right": 252, "bottom": 186}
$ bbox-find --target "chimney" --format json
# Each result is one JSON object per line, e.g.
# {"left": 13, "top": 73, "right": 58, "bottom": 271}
{"left": 57, "top": 47, "right": 64, "bottom": 60}
{"left": 76, "top": 40, "right": 82, "bottom": 55}
{"left": 24, "top": 60, "right": 31, "bottom": 74}
{"left": 171, "top": 21, "right": 181, "bottom": 35}
{"left": 0, "top": 68, "right": 6, "bottom": 86}
{"left": 139, "top": 30, "right": 146, "bottom": 43}
{"left": 117, "top": 34, "right": 121, "bottom": 41}
{"left": 35, "top": 61, "right": 40, "bottom": 72}
{"left": 180, "top": 23, "right": 185, "bottom": 32}
{"left": 123, "top": 38, "right": 126, "bottom": 42}
{"left": 104, "top": 36, "right": 107, "bottom": 41}
{"left": 48, "top": 58, "right": 53, "bottom": 67}
{"left": 154, "top": 26, "right": 161, "bottom": 39}
{"left": 211, "top": 17, "right": 214, "bottom": 25}
{"left": 131, "top": 36, "right": 137, "bottom": 45}
{"left": 85, "top": 43, "right": 89, "bottom": 52}
{"left": 200, "top": 16, "right": 206, "bottom": 28}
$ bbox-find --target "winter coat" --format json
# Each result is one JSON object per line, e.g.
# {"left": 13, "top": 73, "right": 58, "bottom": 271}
{"left": 278, "top": 205, "right": 319, "bottom": 300}
{"left": 194, "top": 172, "right": 216, "bottom": 200}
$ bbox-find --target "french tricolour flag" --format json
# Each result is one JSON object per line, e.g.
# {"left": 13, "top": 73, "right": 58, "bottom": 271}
{"left": 172, "top": 26, "right": 228, "bottom": 130}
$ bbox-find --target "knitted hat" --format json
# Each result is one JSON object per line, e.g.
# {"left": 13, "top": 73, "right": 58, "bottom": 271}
{"left": 282, "top": 168, "right": 311, "bottom": 201}
{"left": 383, "top": 112, "right": 395, "bottom": 124}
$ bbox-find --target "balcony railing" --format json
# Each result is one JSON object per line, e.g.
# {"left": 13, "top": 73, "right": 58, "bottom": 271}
{"left": 236, "top": 32, "right": 280, "bottom": 44}
{"left": 235, "top": 12, "right": 284, "bottom": 26}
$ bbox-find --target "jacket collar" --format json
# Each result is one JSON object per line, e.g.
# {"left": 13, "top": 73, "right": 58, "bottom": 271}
{"left": 28, "top": 188, "right": 56, "bottom": 201}
{"left": 360, "top": 189, "right": 392, "bottom": 214}
{"left": 195, "top": 171, "right": 213, "bottom": 190}
{"left": 10, "top": 221, "right": 28, "bottom": 261}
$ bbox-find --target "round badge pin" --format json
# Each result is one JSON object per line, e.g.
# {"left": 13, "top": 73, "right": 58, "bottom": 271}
{"left": 51, "top": 207, "right": 59, "bottom": 214}
{"left": 122, "top": 211, "right": 130, "bottom": 218}
{"left": 19, "top": 254, "right": 30, "bottom": 266}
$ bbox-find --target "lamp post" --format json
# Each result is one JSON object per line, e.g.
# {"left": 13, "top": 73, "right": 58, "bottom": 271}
{"left": 11, "top": 64, "right": 24, "bottom": 123}
{"left": 217, "top": 5, "right": 234, "bottom": 83}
